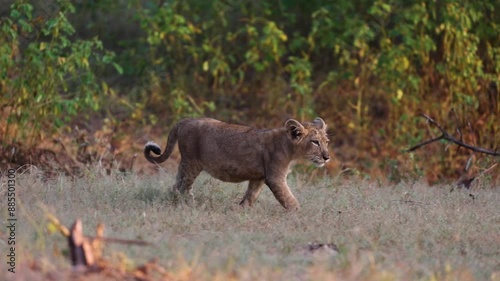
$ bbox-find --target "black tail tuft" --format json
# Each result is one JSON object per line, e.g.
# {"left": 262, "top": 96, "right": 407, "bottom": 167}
{"left": 145, "top": 141, "right": 162, "bottom": 155}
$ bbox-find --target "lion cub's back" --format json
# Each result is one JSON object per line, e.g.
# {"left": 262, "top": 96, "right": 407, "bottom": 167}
{"left": 176, "top": 117, "right": 254, "bottom": 154}
{"left": 178, "top": 118, "right": 251, "bottom": 136}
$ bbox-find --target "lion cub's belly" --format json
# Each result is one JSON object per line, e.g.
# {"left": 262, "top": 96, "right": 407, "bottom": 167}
{"left": 202, "top": 162, "right": 264, "bottom": 183}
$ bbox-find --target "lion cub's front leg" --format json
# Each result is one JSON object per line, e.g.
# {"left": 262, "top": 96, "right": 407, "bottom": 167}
{"left": 265, "top": 176, "right": 300, "bottom": 210}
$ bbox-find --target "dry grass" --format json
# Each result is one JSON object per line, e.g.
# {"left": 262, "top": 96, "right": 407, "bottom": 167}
{"left": 1, "top": 167, "right": 499, "bottom": 281}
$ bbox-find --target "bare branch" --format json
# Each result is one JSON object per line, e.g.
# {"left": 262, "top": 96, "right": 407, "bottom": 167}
{"left": 407, "top": 114, "right": 500, "bottom": 157}
{"left": 442, "top": 134, "right": 500, "bottom": 156}
{"left": 420, "top": 114, "right": 446, "bottom": 134}
{"left": 406, "top": 135, "right": 444, "bottom": 152}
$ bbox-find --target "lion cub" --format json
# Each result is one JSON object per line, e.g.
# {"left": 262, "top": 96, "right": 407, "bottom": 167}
{"left": 144, "top": 117, "right": 330, "bottom": 210}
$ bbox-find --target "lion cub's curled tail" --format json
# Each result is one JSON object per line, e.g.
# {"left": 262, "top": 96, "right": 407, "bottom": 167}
{"left": 144, "top": 122, "right": 180, "bottom": 164}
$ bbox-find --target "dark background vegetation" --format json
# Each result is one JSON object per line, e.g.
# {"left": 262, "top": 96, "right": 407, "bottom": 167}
{"left": 1, "top": 0, "right": 499, "bottom": 183}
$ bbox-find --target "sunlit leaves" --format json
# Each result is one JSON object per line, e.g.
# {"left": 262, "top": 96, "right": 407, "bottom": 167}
{"left": 0, "top": 2, "right": 119, "bottom": 144}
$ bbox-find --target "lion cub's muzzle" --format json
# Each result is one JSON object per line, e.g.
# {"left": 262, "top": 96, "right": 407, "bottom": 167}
{"left": 312, "top": 152, "right": 330, "bottom": 167}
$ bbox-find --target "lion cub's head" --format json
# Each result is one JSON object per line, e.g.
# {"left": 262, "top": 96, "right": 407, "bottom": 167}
{"left": 285, "top": 117, "right": 330, "bottom": 167}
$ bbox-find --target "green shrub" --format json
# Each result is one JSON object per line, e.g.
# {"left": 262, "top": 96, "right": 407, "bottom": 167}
{"left": 0, "top": 0, "right": 121, "bottom": 145}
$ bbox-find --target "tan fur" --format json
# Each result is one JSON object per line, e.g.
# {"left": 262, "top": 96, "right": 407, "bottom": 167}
{"left": 144, "top": 117, "right": 330, "bottom": 210}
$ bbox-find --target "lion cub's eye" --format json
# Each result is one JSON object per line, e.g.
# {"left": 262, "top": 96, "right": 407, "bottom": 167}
{"left": 311, "top": 140, "right": 320, "bottom": 146}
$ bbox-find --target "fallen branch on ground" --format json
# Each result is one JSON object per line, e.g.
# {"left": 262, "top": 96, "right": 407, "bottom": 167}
{"left": 406, "top": 114, "right": 500, "bottom": 157}
{"left": 46, "top": 214, "right": 150, "bottom": 270}
{"left": 44, "top": 214, "right": 173, "bottom": 280}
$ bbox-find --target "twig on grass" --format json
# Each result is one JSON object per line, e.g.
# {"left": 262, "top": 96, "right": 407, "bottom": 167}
{"left": 86, "top": 236, "right": 151, "bottom": 246}
{"left": 46, "top": 213, "right": 150, "bottom": 271}
{"left": 406, "top": 114, "right": 500, "bottom": 157}
{"left": 47, "top": 214, "right": 151, "bottom": 246}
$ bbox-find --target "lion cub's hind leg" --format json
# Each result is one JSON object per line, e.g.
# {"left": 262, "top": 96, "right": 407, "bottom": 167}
{"left": 239, "top": 179, "right": 265, "bottom": 206}
{"left": 172, "top": 160, "right": 202, "bottom": 205}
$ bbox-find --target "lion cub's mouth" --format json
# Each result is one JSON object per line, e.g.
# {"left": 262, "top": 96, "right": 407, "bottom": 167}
{"left": 310, "top": 157, "right": 329, "bottom": 168}
{"left": 314, "top": 162, "right": 326, "bottom": 168}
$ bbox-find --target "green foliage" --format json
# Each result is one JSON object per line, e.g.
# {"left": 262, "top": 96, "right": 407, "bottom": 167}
{"left": 1, "top": 0, "right": 499, "bottom": 178}
{"left": 133, "top": 0, "right": 298, "bottom": 120}
{"left": 126, "top": 0, "right": 498, "bottom": 124}
{"left": 286, "top": 55, "right": 313, "bottom": 119}
{"left": 0, "top": 0, "right": 119, "bottom": 144}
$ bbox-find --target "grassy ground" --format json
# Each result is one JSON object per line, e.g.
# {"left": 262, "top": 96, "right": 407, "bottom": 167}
{"left": 1, "top": 167, "right": 499, "bottom": 281}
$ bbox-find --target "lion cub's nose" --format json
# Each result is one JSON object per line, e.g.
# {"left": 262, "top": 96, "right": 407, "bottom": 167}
{"left": 323, "top": 154, "right": 330, "bottom": 162}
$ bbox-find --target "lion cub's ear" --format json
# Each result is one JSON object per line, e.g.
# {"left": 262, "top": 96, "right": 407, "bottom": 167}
{"left": 285, "top": 119, "right": 306, "bottom": 142}
{"left": 312, "top": 117, "right": 327, "bottom": 130}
